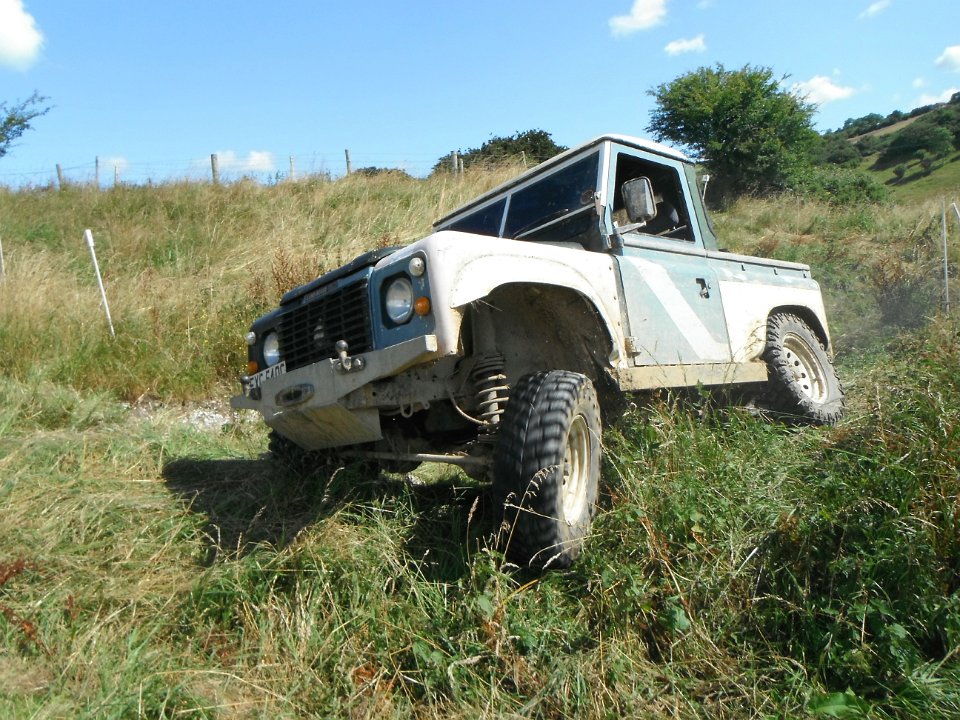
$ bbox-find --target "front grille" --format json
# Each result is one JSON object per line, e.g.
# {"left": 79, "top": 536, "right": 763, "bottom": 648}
{"left": 278, "top": 278, "right": 372, "bottom": 371}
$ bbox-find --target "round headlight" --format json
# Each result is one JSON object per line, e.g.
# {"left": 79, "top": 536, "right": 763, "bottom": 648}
{"left": 385, "top": 277, "right": 414, "bottom": 324}
{"left": 262, "top": 331, "right": 281, "bottom": 367}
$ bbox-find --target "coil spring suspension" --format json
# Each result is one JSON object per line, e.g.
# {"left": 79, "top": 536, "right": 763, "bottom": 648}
{"left": 471, "top": 354, "right": 509, "bottom": 431}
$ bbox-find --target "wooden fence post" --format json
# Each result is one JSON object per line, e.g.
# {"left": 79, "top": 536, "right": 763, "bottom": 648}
{"left": 344, "top": 149, "right": 352, "bottom": 175}
{"left": 211, "top": 154, "right": 220, "bottom": 185}
{"left": 289, "top": 155, "right": 296, "bottom": 180}
{"left": 56, "top": 163, "right": 65, "bottom": 190}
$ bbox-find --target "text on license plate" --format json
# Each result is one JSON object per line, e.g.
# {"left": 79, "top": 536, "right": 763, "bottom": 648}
{"left": 249, "top": 361, "right": 286, "bottom": 389}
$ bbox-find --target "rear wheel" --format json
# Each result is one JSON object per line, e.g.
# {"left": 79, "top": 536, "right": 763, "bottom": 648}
{"left": 762, "top": 313, "right": 844, "bottom": 425}
{"left": 493, "top": 370, "right": 601, "bottom": 569}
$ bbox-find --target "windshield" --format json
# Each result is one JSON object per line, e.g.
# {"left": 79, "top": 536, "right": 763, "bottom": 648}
{"left": 447, "top": 198, "right": 506, "bottom": 236}
{"left": 503, "top": 152, "right": 600, "bottom": 238}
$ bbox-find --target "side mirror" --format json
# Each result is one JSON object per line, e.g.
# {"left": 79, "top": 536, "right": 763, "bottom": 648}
{"left": 621, "top": 176, "right": 657, "bottom": 224}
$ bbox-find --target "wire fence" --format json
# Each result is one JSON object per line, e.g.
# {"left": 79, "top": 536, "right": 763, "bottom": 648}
{"left": 0, "top": 150, "right": 449, "bottom": 189}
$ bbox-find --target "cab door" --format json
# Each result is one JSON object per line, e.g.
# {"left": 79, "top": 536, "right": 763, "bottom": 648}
{"left": 607, "top": 148, "right": 731, "bottom": 366}
{"left": 616, "top": 238, "right": 731, "bottom": 365}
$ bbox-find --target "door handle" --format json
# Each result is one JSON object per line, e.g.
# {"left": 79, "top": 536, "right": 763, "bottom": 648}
{"left": 696, "top": 278, "right": 711, "bottom": 299}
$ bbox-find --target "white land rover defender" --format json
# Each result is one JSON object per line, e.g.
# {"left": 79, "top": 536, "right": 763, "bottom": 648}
{"left": 231, "top": 134, "right": 844, "bottom": 568}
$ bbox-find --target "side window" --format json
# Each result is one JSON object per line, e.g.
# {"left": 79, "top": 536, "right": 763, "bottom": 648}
{"left": 613, "top": 153, "right": 693, "bottom": 242}
{"left": 448, "top": 198, "right": 506, "bottom": 237}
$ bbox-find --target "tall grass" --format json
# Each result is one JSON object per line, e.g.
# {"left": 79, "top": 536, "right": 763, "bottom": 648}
{"left": 1, "top": 169, "right": 959, "bottom": 717}
{"left": 0, "top": 167, "right": 520, "bottom": 401}
{"left": 715, "top": 195, "right": 956, "bottom": 349}
{"left": 1, "top": 169, "right": 951, "bottom": 400}
{"left": 2, "top": 319, "right": 959, "bottom": 717}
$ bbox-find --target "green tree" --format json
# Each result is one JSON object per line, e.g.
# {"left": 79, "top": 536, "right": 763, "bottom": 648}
{"left": 878, "top": 122, "right": 954, "bottom": 167}
{"left": 0, "top": 92, "right": 50, "bottom": 159}
{"left": 813, "top": 134, "right": 861, "bottom": 168}
{"left": 647, "top": 64, "right": 818, "bottom": 198}
{"left": 838, "top": 112, "right": 885, "bottom": 137}
{"left": 432, "top": 129, "right": 566, "bottom": 174}
{"left": 854, "top": 133, "right": 891, "bottom": 158}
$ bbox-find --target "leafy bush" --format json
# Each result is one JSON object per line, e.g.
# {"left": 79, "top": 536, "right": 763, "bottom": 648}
{"left": 878, "top": 122, "right": 956, "bottom": 168}
{"left": 855, "top": 132, "right": 893, "bottom": 157}
{"left": 814, "top": 134, "right": 862, "bottom": 168}
{"left": 789, "top": 165, "right": 889, "bottom": 205}
{"left": 353, "top": 166, "right": 413, "bottom": 179}
{"left": 431, "top": 129, "right": 566, "bottom": 174}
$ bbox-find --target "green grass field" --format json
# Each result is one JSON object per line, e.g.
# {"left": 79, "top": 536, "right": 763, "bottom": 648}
{"left": 1, "top": 167, "right": 960, "bottom": 718}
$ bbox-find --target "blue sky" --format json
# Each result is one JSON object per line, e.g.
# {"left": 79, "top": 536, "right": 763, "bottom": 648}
{"left": 1, "top": 0, "right": 958, "bottom": 186}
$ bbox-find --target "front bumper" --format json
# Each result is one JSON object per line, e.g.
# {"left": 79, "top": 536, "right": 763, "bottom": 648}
{"left": 231, "top": 334, "right": 439, "bottom": 450}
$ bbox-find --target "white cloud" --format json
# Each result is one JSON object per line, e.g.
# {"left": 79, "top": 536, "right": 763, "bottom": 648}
{"left": 215, "top": 150, "right": 276, "bottom": 173}
{"left": 858, "top": 0, "right": 891, "bottom": 19}
{"left": 609, "top": 0, "right": 667, "bottom": 37}
{"left": 665, "top": 34, "right": 706, "bottom": 56}
{"left": 916, "top": 87, "right": 959, "bottom": 105}
{"left": 912, "top": 77, "right": 927, "bottom": 88}
{"left": 936, "top": 45, "right": 960, "bottom": 72}
{"left": 791, "top": 75, "right": 856, "bottom": 104}
{"left": 0, "top": 0, "right": 43, "bottom": 69}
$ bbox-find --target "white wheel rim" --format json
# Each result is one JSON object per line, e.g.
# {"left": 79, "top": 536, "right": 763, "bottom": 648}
{"left": 561, "top": 414, "right": 591, "bottom": 524}
{"left": 782, "top": 332, "right": 827, "bottom": 402}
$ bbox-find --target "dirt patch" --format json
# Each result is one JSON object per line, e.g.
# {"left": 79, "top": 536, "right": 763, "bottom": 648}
{"left": 125, "top": 397, "right": 253, "bottom": 432}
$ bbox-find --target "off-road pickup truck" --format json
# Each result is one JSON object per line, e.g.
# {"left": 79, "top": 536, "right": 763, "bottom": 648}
{"left": 231, "top": 134, "right": 844, "bottom": 568}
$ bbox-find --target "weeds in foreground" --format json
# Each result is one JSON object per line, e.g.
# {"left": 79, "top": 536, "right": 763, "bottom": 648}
{"left": 2, "top": 171, "right": 960, "bottom": 716}
{"left": 2, "top": 319, "right": 960, "bottom": 717}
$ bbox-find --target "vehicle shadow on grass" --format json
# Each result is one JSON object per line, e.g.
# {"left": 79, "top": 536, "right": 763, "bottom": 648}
{"left": 161, "top": 455, "right": 496, "bottom": 581}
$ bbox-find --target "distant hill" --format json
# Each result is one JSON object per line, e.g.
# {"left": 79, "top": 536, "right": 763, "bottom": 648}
{"left": 826, "top": 94, "right": 960, "bottom": 201}
{"left": 848, "top": 115, "right": 921, "bottom": 143}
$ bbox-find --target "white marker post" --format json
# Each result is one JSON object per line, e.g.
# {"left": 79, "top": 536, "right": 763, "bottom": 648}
{"left": 950, "top": 202, "right": 960, "bottom": 314}
{"left": 84, "top": 229, "right": 115, "bottom": 337}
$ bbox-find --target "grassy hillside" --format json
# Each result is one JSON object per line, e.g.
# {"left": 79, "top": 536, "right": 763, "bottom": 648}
{"left": 841, "top": 101, "right": 960, "bottom": 203}
{"left": 871, "top": 151, "right": 960, "bottom": 204}
{"left": 1, "top": 170, "right": 960, "bottom": 717}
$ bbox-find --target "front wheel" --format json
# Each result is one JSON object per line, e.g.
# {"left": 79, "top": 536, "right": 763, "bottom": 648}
{"left": 268, "top": 431, "right": 336, "bottom": 474}
{"left": 493, "top": 371, "right": 601, "bottom": 569}
{"left": 762, "top": 313, "right": 844, "bottom": 425}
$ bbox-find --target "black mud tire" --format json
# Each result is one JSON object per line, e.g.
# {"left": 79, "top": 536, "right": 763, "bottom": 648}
{"left": 268, "top": 431, "right": 334, "bottom": 474}
{"left": 762, "top": 313, "right": 844, "bottom": 425}
{"left": 493, "top": 371, "right": 601, "bottom": 570}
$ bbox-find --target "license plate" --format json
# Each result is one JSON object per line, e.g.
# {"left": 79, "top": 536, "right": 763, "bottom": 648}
{"left": 249, "top": 361, "right": 286, "bottom": 389}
